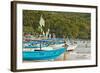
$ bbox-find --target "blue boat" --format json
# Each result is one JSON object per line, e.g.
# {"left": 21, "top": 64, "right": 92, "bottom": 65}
{"left": 23, "top": 47, "right": 66, "bottom": 60}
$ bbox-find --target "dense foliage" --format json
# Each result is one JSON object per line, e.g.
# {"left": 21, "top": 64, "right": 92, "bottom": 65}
{"left": 23, "top": 10, "right": 91, "bottom": 39}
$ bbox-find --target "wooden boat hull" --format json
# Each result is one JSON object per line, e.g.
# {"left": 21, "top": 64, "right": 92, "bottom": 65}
{"left": 23, "top": 48, "right": 66, "bottom": 60}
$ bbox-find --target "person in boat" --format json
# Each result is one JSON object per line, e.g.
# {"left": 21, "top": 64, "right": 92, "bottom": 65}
{"left": 51, "top": 33, "right": 56, "bottom": 39}
{"left": 51, "top": 33, "right": 56, "bottom": 44}
{"left": 48, "top": 33, "right": 51, "bottom": 39}
{"left": 62, "top": 35, "right": 68, "bottom": 60}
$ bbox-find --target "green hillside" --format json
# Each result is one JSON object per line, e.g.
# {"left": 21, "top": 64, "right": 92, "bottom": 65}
{"left": 23, "top": 10, "right": 91, "bottom": 39}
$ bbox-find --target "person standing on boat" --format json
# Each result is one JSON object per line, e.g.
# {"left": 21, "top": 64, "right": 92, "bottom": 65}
{"left": 62, "top": 35, "right": 69, "bottom": 60}
{"left": 52, "top": 33, "right": 56, "bottom": 38}
{"left": 63, "top": 35, "right": 68, "bottom": 48}
{"left": 52, "top": 33, "right": 56, "bottom": 44}
{"left": 48, "top": 33, "right": 51, "bottom": 39}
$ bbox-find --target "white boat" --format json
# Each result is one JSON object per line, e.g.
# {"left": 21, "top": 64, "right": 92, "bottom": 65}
{"left": 67, "top": 44, "right": 77, "bottom": 51}
{"left": 50, "top": 43, "right": 77, "bottom": 51}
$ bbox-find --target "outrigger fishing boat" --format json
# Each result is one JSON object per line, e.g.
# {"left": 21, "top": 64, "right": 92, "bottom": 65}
{"left": 23, "top": 38, "right": 77, "bottom": 60}
{"left": 23, "top": 38, "right": 77, "bottom": 51}
{"left": 23, "top": 39, "right": 67, "bottom": 60}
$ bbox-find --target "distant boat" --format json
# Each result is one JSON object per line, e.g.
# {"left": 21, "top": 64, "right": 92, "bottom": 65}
{"left": 23, "top": 47, "right": 66, "bottom": 60}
